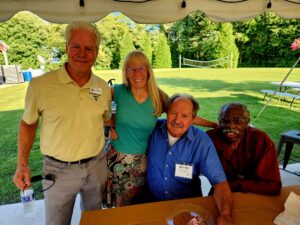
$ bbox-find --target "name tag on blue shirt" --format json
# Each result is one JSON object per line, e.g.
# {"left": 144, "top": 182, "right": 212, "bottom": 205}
{"left": 175, "top": 163, "right": 193, "bottom": 179}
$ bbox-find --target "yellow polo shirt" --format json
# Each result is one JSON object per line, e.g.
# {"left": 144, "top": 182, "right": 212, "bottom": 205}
{"left": 22, "top": 66, "right": 111, "bottom": 161}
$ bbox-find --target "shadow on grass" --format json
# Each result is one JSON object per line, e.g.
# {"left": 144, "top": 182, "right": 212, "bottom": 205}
{"left": 156, "top": 77, "right": 290, "bottom": 93}
{"left": 156, "top": 77, "right": 300, "bottom": 139}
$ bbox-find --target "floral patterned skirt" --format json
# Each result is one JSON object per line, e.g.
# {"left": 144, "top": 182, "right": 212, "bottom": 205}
{"left": 106, "top": 146, "right": 147, "bottom": 207}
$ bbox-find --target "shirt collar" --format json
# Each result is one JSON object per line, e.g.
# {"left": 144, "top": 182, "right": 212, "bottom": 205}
{"left": 82, "top": 74, "right": 94, "bottom": 89}
{"left": 57, "top": 64, "right": 73, "bottom": 84}
{"left": 57, "top": 63, "right": 94, "bottom": 88}
{"left": 159, "top": 119, "right": 195, "bottom": 142}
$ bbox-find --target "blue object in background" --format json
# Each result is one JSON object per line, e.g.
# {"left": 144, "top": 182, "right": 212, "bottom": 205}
{"left": 23, "top": 71, "right": 32, "bottom": 82}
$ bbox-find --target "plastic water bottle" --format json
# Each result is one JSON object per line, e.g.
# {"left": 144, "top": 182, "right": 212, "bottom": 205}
{"left": 111, "top": 101, "right": 117, "bottom": 114}
{"left": 20, "top": 188, "right": 36, "bottom": 217}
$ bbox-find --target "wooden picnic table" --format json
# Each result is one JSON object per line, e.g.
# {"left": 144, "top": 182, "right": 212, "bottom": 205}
{"left": 80, "top": 185, "right": 300, "bottom": 225}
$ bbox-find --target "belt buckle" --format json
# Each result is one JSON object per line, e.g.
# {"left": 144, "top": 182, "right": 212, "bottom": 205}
{"left": 69, "top": 160, "right": 81, "bottom": 165}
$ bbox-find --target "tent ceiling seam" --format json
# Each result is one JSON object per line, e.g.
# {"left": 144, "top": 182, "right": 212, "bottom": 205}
{"left": 113, "top": 0, "right": 152, "bottom": 3}
{"left": 216, "top": 0, "right": 247, "bottom": 3}
{"left": 284, "top": 0, "right": 300, "bottom": 4}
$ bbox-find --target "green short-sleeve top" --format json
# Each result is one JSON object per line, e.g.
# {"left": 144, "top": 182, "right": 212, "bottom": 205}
{"left": 112, "top": 84, "right": 157, "bottom": 154}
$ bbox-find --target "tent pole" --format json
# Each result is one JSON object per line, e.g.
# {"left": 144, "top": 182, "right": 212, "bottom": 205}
{"left": 253, "top": 55, "right": 300, "bottom": 126}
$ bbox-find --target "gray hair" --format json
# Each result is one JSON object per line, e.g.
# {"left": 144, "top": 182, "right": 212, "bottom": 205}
{"left": 167, "top": 93, "right": 200, "bottom": 118}
{"left": 218, "top": 102, "right": 250, "bottom": 121}
{"left": 65, "top": 21, "right": 101, "bottom": 50}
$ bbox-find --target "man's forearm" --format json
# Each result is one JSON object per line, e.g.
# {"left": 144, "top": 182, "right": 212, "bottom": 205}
{"left": 193, "top": 116, "right": 218, "bottom": 128}
{"left": 17, "top": 120, "right": 38, "bottom": 166}
{"left": 213, "top": 181, "right": 234, "bottom": 225}
{"left": 230, "top": 179, "right": 281, "bottom": 195}
{"left": 13, "top": 119, "right": 39, "bottom": 189}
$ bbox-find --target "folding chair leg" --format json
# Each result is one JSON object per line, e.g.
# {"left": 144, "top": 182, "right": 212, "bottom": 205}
{"left": 283, "top": 142, "right": 294, "bottom": 169}
{"left": 290, "top": 98, "right": 295, "bottom": 109}
{"left": 263, "top": 93, "right": 267, "bottom": 101}
{"left": 277, "top": 137, "right": 284, "bottom": 156}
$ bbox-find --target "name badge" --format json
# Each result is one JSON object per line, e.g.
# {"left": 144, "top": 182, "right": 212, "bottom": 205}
{"left": 175, "top": 163, "right": 193, "bottom": 179}
{"left": 89, "top": 87, "right": 102, "bottom": 96}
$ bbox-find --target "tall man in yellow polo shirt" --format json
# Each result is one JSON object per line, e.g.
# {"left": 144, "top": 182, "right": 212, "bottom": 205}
{"left": 13, "top": 21, "right": 111, "bottom": 225}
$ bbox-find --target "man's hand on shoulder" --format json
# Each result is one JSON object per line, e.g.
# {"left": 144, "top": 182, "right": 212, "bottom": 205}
{"left": 109, "top": 127, "right": 118, "bottom": 140}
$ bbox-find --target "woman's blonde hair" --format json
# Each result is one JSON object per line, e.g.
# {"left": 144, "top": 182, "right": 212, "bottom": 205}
{"left": 122, "top": 50, "right": 167, "bottom": 116}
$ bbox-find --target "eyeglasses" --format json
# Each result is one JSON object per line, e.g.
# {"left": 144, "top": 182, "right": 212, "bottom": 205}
{"left": 219, "top": 117, "right": 248, "bottom": 125}
{"left": 127, "top": 66, "right": 146, "bottom": 75}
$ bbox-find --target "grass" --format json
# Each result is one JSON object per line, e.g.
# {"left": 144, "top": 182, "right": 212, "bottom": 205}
{"left": 1, "top": 67, "right": 300, "bottom": 205}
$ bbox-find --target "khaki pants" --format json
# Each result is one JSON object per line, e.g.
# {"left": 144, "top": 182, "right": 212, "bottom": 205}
{"left": 42, "top": 152, "right": 107, "bottom": 225}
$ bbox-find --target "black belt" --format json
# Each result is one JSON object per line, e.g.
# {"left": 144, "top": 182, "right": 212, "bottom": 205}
{"left": 46, "top": 155, "right": 95, "bottom": 165}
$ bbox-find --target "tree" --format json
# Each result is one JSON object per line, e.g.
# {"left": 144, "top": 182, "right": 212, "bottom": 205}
{"left": 1, "top": 11, "right": 299, "bottom": 70}
{"left": 97, "top": 14, "right": 132, "bottom": 69}
{"left": 140, "top": 32, "right": 152, "bottom": 63}
{"left": 233, "top": 12, "right": 300, "bottom": 67}
{"left": 168, "top": 12, "right": 239, "bottom": 68}
{"left": 152, "top": 32, "right": 172, "bottom": 68}
{"left": 44, "top": 23, "right": 67, "bottom": 70}
{"left": 119, "top": 32, "right": 135, "bottom": 68}
{"left": 94, "top": 47, "right": 113, "bottom": 70}
{"left": 0, "top": 12, "right": 48, "bottom": 69}
{"left": 213, "top": 23, "right": 239, "bottom": 68}
{"left": 133, "top": 24, "right": 153, "bottom": 62}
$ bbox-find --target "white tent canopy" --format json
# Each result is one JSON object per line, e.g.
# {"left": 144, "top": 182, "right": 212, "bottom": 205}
{"left": 1, "top": 0, "right": 300, "bottom": 24}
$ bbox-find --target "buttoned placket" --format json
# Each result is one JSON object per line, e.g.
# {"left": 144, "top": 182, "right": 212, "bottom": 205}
{"left": 163, "top": 138, "right": 173, "bottom": 198}
{"left": 79, "top": 87, "right": 85, "bottom": 103}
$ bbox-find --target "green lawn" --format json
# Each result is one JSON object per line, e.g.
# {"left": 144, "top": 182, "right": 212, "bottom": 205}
{"left": 1, "top": 68, "right": 299, "bottom": 205}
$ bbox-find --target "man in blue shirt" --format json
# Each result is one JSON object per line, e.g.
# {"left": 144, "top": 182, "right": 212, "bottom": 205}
{"left": 147, "top": 93, "right": 233, "bottom": 225}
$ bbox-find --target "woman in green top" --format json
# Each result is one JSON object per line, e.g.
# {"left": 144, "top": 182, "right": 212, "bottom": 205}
{"left": 106, "top": 50, "right": 217, "bottom": 207}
